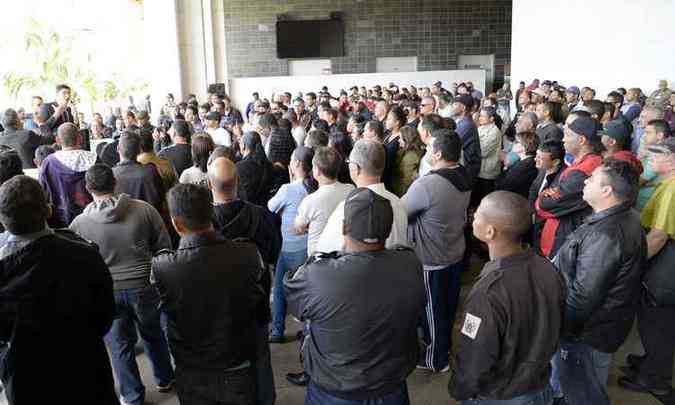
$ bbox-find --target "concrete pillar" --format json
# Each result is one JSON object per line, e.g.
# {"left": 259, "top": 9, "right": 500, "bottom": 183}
{"left": 175, "top": 0, "right": 230, "bottom": 102}
{"left": 143, "top": 0, "right": 229, "bottom": 107}
{"left": 211, "top": 0, "right": 229, "bottom": 92}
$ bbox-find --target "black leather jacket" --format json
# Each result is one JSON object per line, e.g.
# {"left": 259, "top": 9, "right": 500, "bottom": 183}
{"left": 553, "top": 203, "right": 647, "bottom": 353}
{"left": 0, "top": 230, "right": 118, "bottom": 404}
{"left": 284, "top": 247, "right": 425, "bottom": 401}
{"left": 151, "top": 231, "right": 266, "bottom": 370}
{"left": 0, "top": 127, "right": 45, "bottom": 168}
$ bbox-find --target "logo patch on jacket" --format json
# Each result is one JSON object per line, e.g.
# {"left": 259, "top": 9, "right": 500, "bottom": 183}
{"left": 461, "top": 313, "right": 482, "bottom": 340}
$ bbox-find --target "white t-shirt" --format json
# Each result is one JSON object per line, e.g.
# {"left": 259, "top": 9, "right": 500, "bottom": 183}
{"left": 206, "top": 127, "right": 232, "bottom": 147}
{"left": 292, "top": 126, "right": 307, "bottom": 148}
{"left": 179, "top": 166, "right": 209, "bottom": 187}
{"left": 295, "top": 181, "right": 355, "bottom": 255}
{"left": 438, "top": 105, "right": 454, "bottom": 119}
{"left": 315, "top": 182, "right": 409, "bottom": 253}
{"left": 419, "top": 150, "right": 433, "bottom": 177}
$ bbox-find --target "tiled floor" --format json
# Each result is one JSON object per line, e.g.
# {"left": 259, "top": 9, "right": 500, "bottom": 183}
{"left": 0, "top": 261, "right": 670, "bottom": 405}
{"left": 95, "top": 318, "right": 667, "bottom": 405}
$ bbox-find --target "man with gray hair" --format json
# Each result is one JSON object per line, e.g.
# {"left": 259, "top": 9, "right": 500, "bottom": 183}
{"left": 631, "top": 106, "right": 664, "bottom": 154}
{"left": 0, "top": 109, "right": 45, "bottom": 169}
{"left": 316, "top": 139, "right": 408, "bottom": 253}
{"left": 646, "top": 80, "right": 672, "bottom": 109}
{"left": 420, "top": 96, "right": 437, "bottom": 117}
{"left": 516, "top": 111, "right": 538, "bottom": 134}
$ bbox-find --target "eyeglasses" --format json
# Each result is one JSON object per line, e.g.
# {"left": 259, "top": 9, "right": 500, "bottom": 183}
{"left": 345, "top": 158, "right": 360, "bottom": 170}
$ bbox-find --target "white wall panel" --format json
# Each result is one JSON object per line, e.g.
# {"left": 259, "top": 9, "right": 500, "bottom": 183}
{"left": 229, "top": 70, "right": 486, "bottom": 113}
{"left": 511, "top": 0, "right": 675, "bottom": 99}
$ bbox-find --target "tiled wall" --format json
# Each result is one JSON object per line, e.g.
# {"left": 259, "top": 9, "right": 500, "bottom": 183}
{"left": 223, "top": 0, "right": 511, "bottom": 85}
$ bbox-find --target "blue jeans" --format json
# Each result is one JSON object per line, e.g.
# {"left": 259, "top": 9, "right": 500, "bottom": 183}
{"left": 462, "top": 385, "right": 553, "bottom": 405}
{"left": 420, "top": 262, "right": 463, "bottom": 371}
{"left": 549, "top": 350, "right": 562, "bottom": 398}
{"left": 271, "top": 249, "right": 307, "bottom": 337}
{"left": 104, "top": 286, "right": 174, "bottom": 405}
{"left": 557, "top": 340, "right": 612, "bottom": 405}
{"left": 305, "top": 381, "right": 410, "bottom": 405}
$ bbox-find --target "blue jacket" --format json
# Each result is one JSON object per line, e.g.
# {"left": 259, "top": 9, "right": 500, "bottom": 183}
{"left": 456, "top": 117, "right": 482, "bottom": 186}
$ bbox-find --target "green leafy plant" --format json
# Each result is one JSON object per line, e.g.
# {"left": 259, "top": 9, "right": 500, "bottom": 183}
{"left": 2, "top": 18, "right": 147, "bottom": 108}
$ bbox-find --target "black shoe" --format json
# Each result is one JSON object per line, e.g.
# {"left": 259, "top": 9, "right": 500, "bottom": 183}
{"left": 619, "top": 365, "right": 638, "bottom": 378}
{"left": 286, "top": 371, "right": 309, "bottom": 386}
{"left": 619, "top": 374, "right": 673, "bottom": 397}
{"left": 268, "top": 334, "right": 286, "bottom": 344}
{"left": 552, "top": 398, "right": 567, "bottom": 405}
{"left": 626, "top": 353, "right": 645, "bottom": 370}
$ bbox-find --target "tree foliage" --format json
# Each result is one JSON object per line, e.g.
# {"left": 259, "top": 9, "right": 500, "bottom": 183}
{"left": 2, "top": 18, "right": 147, "bottom": 106}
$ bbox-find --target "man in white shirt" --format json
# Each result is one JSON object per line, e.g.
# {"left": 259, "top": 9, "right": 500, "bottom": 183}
{"left": 316, "top": 139, "right": 408, "bottom": 253}
{"left": 437, "top": 94, "right": 454, "bottom": 119}
{"left": 294, "top": 147, "right": 354, "bottom": 256}
{"left": 204, "top": 111, "right": 232, "bottom": 147}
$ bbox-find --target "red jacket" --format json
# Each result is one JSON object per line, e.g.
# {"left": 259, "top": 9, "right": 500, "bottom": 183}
{"left": 535, "top": 153, "right": 603, "bottom": 258}
{"left": 607, "top": 150, "right": 643, "bottom": 175}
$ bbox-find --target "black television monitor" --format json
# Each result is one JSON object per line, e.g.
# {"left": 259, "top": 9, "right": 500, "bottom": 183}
{"left": 276, "top": 19, "right": 344, "bottom": 59}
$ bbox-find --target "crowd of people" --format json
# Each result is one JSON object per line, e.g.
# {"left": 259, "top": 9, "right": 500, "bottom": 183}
{"left": 0, "top": 76, "right": 673, "bottom": 405}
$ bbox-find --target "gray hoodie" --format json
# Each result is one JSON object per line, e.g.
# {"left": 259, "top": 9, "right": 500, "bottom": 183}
{"left": 70, "top": 194, "right": 171, "bottom": 290}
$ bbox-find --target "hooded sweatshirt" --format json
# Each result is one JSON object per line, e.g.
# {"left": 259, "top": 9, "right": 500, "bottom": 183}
{"left": 70, "top": 194, "right": 171, "bottom": 290}
{"left": 402, "top": 165, "right": 472, "bottom": 267}
{"left": 39, "top": 151, "right": 97, "bottom": 227}
{"left": 212, "top": 199, "right": 281, "bottom": 266}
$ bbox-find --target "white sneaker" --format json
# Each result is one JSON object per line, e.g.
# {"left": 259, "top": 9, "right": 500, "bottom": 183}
{"left": 416, "top": 364, "right": 450, "bottom": 373}
{"left": 157, "top": 378, "right": 175, "bottom": 393}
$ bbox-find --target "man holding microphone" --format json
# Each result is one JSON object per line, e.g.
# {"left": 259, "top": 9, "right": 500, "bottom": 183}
{"left": 40, "top": 84, "right": 76, "bottom": 132}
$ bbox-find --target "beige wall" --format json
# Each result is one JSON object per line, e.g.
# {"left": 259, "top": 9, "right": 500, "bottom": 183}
{"left": 143, "top": 0, "right": 182, "bottom": 109}
{"left": 145, "top": 0, "right": 229, "bottom": 105}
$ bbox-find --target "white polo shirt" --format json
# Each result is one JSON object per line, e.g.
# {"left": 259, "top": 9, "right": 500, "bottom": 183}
{"left": 315, "top": 182, "right": 409, "bottom": 253}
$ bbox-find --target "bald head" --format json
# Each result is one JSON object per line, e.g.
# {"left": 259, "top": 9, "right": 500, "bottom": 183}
{"left": 475, "top": 191, "right": 532, "bottom": 242}
{"left": 58, "top": 123, "right": 81, "bottom": 147}
{"left": 208, "top": 157, "right": 237, "bottom": 199}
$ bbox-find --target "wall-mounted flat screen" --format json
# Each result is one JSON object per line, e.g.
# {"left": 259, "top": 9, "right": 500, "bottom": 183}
{"left": 276, "top": 19, "right": 344, "bottom": 59}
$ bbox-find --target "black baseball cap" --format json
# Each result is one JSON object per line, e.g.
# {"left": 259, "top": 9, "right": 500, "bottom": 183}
{"left": 343, "top": 188, "right": 393, "bottom": 244}
{"left": 568, "top": 116, "right": 600, "bottom": 142}
{"left": 599, "top": 120, "right": 629, "bottom": 143}
{"left": 206, "top": 111, "right": 221, "bottom": 121}
{"left": 454, "top": 94, "right": 474, "bottom": 110}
